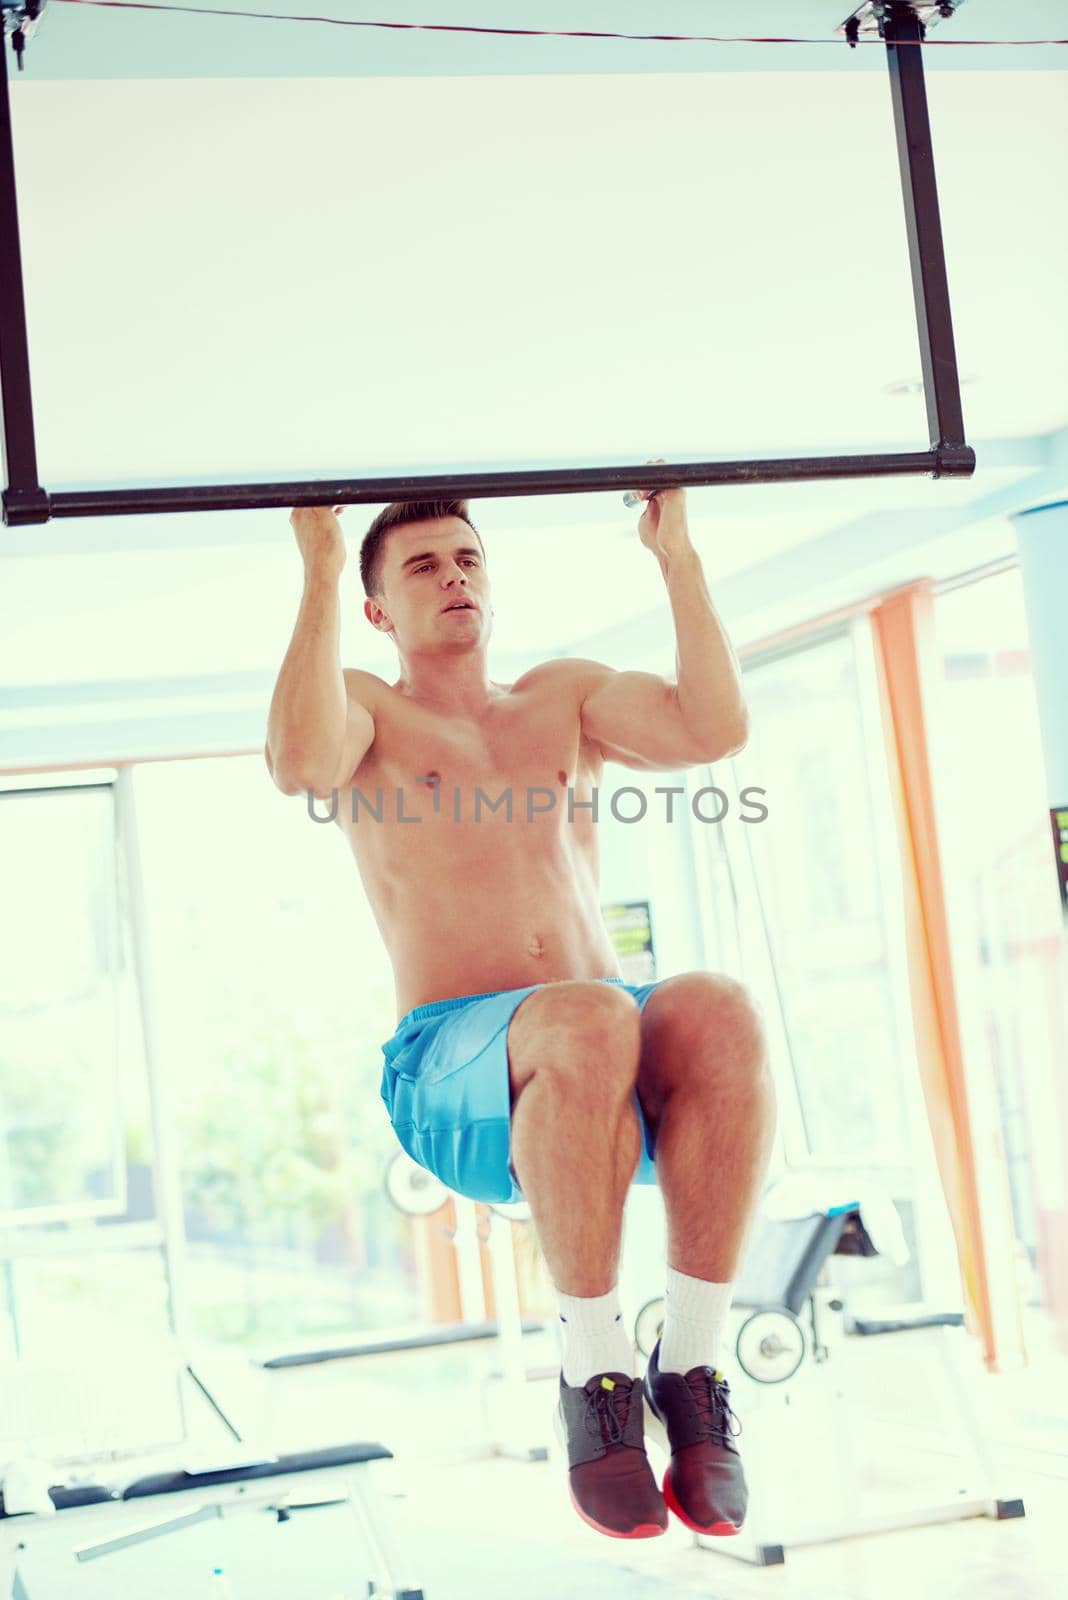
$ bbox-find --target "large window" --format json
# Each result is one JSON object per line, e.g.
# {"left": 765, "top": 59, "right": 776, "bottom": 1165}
{"left": 697, "top": 626, "right": 958, "bottom": 1309}
{"left": 0, "top": 777, "right": 165, "bottom": 1363}
{"left": 0, "top": 785, "right": 125, "bottom": 1224}
{"left": 729, "top": 631, "right": 912, "bottom": 1168}
{"left": 933, "top": 567, "right": 1063, "bottom": 1303}
{"left": 132, "top": 755, "right": 424, "bottom": 1345}
{"left": 1, "top": 758, "right": 430, "bottom": 1361}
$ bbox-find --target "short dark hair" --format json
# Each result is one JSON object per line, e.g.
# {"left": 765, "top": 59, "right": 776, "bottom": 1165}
{"left": 359, "top": 500, "right": 482, "bottom": 597}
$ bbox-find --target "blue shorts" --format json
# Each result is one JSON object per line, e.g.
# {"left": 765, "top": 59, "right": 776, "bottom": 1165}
{"left": 379, "top": 977, "right": 663, "bottom": 1204}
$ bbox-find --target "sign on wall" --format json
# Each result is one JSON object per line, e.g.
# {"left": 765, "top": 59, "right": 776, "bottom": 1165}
{"left": 1051, "top": 806, "right": 1068, "bottom": 914}
{"left": 601, "top": 899, "right": 656, "bottom": 984}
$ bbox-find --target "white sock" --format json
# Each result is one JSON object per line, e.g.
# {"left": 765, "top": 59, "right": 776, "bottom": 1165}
{"left": 658, "top": 1266, "right": 733, "bottom": 1376}
{"left": 556, "top": 1285, "right": 634, "bottom": 1388}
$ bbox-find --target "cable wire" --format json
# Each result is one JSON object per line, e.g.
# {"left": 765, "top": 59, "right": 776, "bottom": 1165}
{"left": 42, "top": 3, "right": 1068, "bottom": 49}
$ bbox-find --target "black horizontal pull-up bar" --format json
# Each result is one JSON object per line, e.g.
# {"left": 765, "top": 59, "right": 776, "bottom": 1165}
{"left": 0, "top": 1, "right": 974, "bottom": 530}
{"left": 0, "top": 448, "right": 974, "bottom": 525}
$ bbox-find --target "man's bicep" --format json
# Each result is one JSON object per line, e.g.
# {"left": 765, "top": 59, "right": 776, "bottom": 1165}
{"left": 535, "top": 656, "right": 691, "bottom": 770}
{"left": 334, "top": 670, "right": 378, "bottom": 786}
{"left": 577, "top": 660, "right": 719, "bottom": 770}
{"left": 579, "top": 663, "right": 672, "bottom": 752}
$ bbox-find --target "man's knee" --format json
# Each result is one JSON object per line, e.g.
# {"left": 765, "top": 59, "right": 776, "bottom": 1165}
{"left": 640, "top": 972, "right": 771, "bottom": 1099}
{"left": 507, "top": 981, "right": 641, "bottom": 1101}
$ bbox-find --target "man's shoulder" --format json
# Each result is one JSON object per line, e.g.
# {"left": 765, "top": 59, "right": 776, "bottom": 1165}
{"left": 517, "top": 660, "right": 613, "bottom": 769}
{"left": 342, "top": 666, "right": 392, "bottom": 708}
{"left": 516, "top": 656, "right": 615, "bottom": 696}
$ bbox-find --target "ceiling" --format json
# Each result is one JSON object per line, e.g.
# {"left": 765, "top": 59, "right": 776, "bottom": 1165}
{"left": 1, "top": 1, "right": 1066, "bottom": 700}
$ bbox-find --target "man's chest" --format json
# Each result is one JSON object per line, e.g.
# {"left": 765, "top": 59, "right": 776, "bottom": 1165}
{"left": 385, "top": 694, "right": 585, "bottom": 781}
{"left": 352, "top": 691, "right": 602, "bottom": 825}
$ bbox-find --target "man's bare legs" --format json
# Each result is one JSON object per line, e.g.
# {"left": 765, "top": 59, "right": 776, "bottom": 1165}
{"left": 507, "top": 972, "right": 774, "bottom": 1292}
{"left": 634, "top": 972, "right": 776, "bottom": 1281}
{"left": 512, "top": 982, "right": 674, "bottom": 1538}
{"left": 507, "top": 980, "right": 643, "bottom": 1297}
{"left": 509, "top": 974, "right": 774, "bottom": 1540}
{"left": 634, "top": 971, "right": 776, "bottom": 1379}
{"left": 506, "top": 972, "right": 774, "bottom": 1386}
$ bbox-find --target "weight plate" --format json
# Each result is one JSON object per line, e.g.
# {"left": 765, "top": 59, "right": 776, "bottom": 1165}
{"left": 735, "top": 1307, "right": 805, "bottom": 1384}
{"left": 383, "top": 1150, "right": 449, "bottom": 1216}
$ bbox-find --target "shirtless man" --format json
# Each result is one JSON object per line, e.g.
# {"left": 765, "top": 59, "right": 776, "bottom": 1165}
{"left": 265, "top": 480, "right": 776, "bottom": 1542}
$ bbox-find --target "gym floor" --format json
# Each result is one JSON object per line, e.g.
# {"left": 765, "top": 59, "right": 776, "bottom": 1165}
{"left": 189, "top": 1306, "right": 1068, "bottom": 1600}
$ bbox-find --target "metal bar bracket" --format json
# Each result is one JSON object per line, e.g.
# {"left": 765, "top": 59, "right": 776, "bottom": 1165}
{"left": 1, "top": 1, "right": 45, "bottom": 72}
{"left": 839, "top": 2, "right": 966, "bottom": 44}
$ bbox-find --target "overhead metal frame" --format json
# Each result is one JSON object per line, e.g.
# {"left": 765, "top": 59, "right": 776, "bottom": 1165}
{"left": 0, "top": 0, "right": 975, "bottom": 528}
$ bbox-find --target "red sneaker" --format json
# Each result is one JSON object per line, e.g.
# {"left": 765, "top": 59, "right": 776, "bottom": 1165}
{"left": 554, "top": 1370, "right": 668, "bottom": 1539}
{"left": 643, "top": 1339, "right": 747, "bottom": 1535}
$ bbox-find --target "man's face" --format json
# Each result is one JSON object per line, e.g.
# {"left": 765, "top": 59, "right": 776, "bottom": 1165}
{"left": 366, "top": 517, "right": 491, "bottom": 652}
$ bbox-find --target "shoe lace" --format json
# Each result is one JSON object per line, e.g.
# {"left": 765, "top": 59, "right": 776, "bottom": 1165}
{"left": 688, "top": 1369, "right": 742, "bottom": 1445}
{"left": 583, "top": 1379, "right": 632, "bottom": 1448}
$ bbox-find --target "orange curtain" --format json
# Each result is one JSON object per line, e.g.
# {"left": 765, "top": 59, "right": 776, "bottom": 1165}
{"left": 418, "top": 1199, "right": 463, "bottom": 1323}
{"left": 870, "top": 581, "right": 1003, "bottom": 1368}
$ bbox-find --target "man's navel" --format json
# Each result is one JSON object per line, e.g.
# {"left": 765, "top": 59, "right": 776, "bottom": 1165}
{"left": 526, "top": 932, "right": 546, "bottom": 959}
